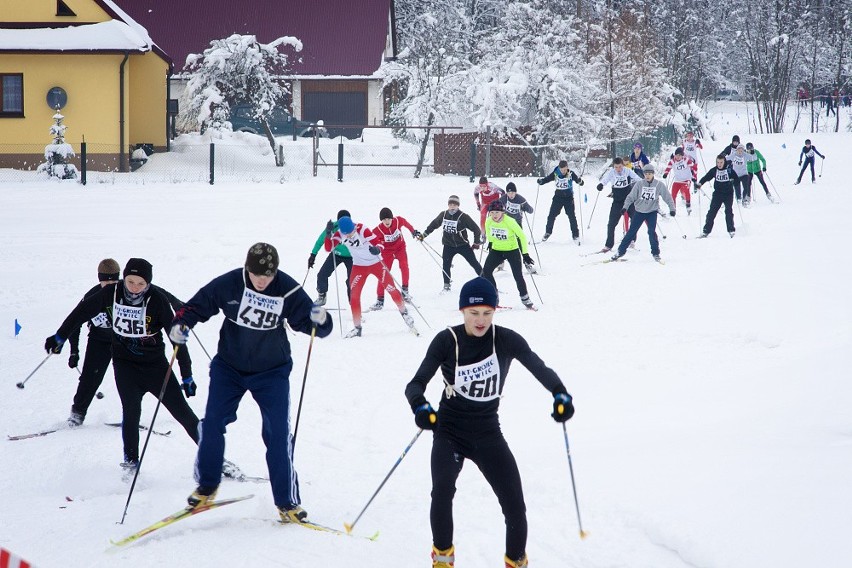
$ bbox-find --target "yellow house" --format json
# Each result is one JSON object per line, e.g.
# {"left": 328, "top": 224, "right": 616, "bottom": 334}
{"left": 0, "top": 0, "right": 170, "bottom": 171}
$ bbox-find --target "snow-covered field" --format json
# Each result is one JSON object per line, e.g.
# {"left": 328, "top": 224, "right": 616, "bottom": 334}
{"left": 1, "top": 104, "right": 850, "bottom": 568}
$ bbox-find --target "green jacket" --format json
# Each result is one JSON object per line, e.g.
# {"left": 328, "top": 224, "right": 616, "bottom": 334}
{"left": 311, "top": 222, "right": 351, "bottom": 257}
{"left": 484, "top": 215, "right": 528, "bottom": 254}
{"left": 746, "top": 149, "right": 766, "bottom": 174}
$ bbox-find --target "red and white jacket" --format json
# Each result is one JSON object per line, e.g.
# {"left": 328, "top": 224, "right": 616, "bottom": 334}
{"left": 474, "top": 182, "right": 504, "bottom": 210}
{"left": 372, "top": 216, "right": 415, "bottom": 254}
{"left": 663, "top": 155, "right": 698, "bottom": 183}
{"left": 325, "top": 223, "right": 384, "bottom": 266}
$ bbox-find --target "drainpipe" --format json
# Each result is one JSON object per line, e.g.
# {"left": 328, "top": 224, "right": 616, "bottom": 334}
{"left": 166, "top": 66, "right": 172, "bottom": 151}
{"left": 119, "top": 51, "right": 129, "bottom": 172}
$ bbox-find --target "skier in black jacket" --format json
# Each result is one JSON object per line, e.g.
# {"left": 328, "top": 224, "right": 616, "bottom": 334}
{"left": 405, "top": 277, "right": 574, "bottom": 568}
{"left": 795, "top": 139, "right": 826, "bottom": 184}
{"left": 696, "top": 155, "right": 738, "bottom": 237}
{"left": 417, "top": 195, "right": 483, "bottom": 292}
{"left": 537, "top": 160, "right": 584, "bottom": 243}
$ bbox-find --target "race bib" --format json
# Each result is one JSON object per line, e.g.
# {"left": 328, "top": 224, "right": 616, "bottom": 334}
{"left": 716, "top": 170, "right": 731, "bottom": 183}
{"left": 555, "top": 177, "right": 570, "bottom": 190}
{"left": 113, "top": 304, "right": 146, "bottom": 338}
{"left": 490, "top": 227, "right": 509, "bottom": 241}
{"left": 384, "top": 230, "right": 401, "bottom": 243}
{"left": 344, "top": 235, "right": 362, "bottom": 248}
{"left": 91, "top": 312, "right": 111, "bottom": 329}
{"left": 442, "top": 218, "right": 459, "bottom": 234}
{"left": 237, "top": 288, "right": 284, "bottom": 330}
{"left": 675, "top": 162, "right": 687, "bottom": 172}
{"left": 506, "top": 201, "right": 521, "bottom": 215}
{"left": 453, "top": 352, "right": 501, "bottom": 401}
{"left": 640, "top": 187, "right": 656, "bottom": 201}
{"left": 613, "top": 176, "right": 630, "bottom": 188}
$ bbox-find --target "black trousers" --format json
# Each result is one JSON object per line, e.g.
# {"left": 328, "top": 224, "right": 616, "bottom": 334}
{"left": 732, "top": 174, "right": 751, "bottom": 201}
{"left": 544, "top": 192, "right": 579, "bottom": 238}
{"left": 605, "top": 200, "right": 635, "bottom": 249}
{"left": 316, "top": 253, "right": 352, "bottom": 298}
{"left": 703, "top": 189, "right": 735, "bottom": 234}
{"left": 430, "top": 432, "right": 527, "bottom": 561}
{"left": 72, "top": 338, "right": 112, "bottom": 416}
{"left": 748, "top": 171, "right": 770, "bottom": 194}
{"left": 442, "top": 245, "right": 482, "bottom": 285}
{"left": 797, "top": 157, "right": 816, "bottom": 182}
{"left": 113, "top": 356, "right": 199, "bottom": 461}
{"left": 482, "top": 248, "right": 528, "bottom": 299}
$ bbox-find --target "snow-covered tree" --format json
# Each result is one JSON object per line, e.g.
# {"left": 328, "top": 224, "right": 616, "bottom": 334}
{"left": 178, "top": 34, "right": 302, "bottom": 164}
{"left": 37, "top": 109, "right": 78, "bottom": 180}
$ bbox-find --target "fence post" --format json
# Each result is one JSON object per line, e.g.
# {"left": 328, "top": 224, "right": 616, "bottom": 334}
{"left": 337, "top": 142, "right": 344, "bottom": 182}
{"left": 469, "top": 142, "right": 476, "bottom": 182}
{"left": 278, "top": 144, "right": 284, "bottom": 168}
{"left": 292, "top": 119, "right": 297, "bottom": 142}
{"left": 313, "top": 130, "right": 318, "bottom": 177}
{"left": 80, "top": 141, "right": 87, "bottom": 186}
{"left": 209, "top": 142, "right": 215, "bottom": 185}
{"left": 485, "top": 125, "right": 492, "bottom": 177}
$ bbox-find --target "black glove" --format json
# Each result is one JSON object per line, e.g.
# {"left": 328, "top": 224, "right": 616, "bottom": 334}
{"left": 551, "top": 393, "right": 574, "bottom": 422}
{"left": 44, "top": 334, "right": 64, "bottom": 354}
{"left": 68, "top": 352, "right": 80, "bottom": 369}
{"left": 522, "top": 253, "right": 534, "bottom": 265}
{"left": 182, "top": 376, "right": 197, "bottom": 398}
{"left": 471, "top": 242, "right": 480, "bottom": 250}
{"left": 798, "top": 161, "right": 802, "bottom": 166}
{"left": 693, "top": 184, "right": 700, "bottom": 194}
{"left": 577, "top": 178, "right": 584, "bottom": 186}
{"left": 662, "top": 173, "right": 668, "bottom": 179}
{"left": 413, "top": 230, "right": 423, "bottom": 240}
{"left": 596, "top": 183, "right": 604, "bottom": 191}
{"left": 308, "top": 253, "right": 316, "bottom": 269}
{"left": 762, "top": 167, "right": 766, "bottom": 172}
{"left": 670, "top": 210, "right": 676, "bottom": 217}
{"left": 325, "top": 220, "right": 334, "bottom": 237}
{"left": 414, "top": 403, "right": 437, "bottom": 430}
{"left": 536, "top": 178, "right": 544, "bottom": 185}
{"left": 368, "top": 245, "right": 381, "bottom": 256}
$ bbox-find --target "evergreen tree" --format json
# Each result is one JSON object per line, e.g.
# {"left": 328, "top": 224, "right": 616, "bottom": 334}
{"left": 37, "top": 108, "right": 78, "bottom": 180}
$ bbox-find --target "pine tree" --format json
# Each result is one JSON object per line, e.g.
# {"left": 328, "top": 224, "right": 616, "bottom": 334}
{"left": 37, "top": 108, "right": 78, "bottom": 180}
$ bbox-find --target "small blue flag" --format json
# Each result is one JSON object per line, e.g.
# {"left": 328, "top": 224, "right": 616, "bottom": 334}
{"left": 782, "top": 143, "right": 786, "bottom": 149}
{"left": 15, "top": 318, "right": 22, "bottom": 337}
{"left": 584, "top": 193, "right": 588, "bottom": 203}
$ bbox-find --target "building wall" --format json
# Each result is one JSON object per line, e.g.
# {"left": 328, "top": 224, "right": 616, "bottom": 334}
{"left": 128, "top": 51, "right": 168, "bottom": 148}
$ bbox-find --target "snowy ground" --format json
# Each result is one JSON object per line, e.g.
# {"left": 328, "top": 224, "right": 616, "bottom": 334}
{"left": 1, "top": 104, "right": 850, "bottom": 567}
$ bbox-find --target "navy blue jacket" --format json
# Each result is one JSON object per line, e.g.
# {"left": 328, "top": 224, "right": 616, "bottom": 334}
{"left": 698, "top": 164, "right": 738, "bottom": 193}
{"left": 173, "top": 268, "right": 332, "bottom": 374}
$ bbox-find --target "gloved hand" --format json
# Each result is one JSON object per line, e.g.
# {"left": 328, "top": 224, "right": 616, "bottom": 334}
{"left": 368, "top": 245, "right": 381, "bottom": 256}
{"left": 798, "top": 161, "right": 802, "bottom": 166}
{"left": 762, "top": 167, "right": 766, "bottom": 172}
{"left": 596, "top": 183, "right": 604, "bottom": 191}
{"left": 44, "top": 334, "right": 64, "bottom": 354}
{"left": 670, "top": 210, "right": 676, "bottom": 217}
{"left": 577, "top": 178, "right": 584, "bottom": 186}
{"left": 693, "top": 184, "right": 701, "bottom": 194}
{"left": 310, "top": 304, "right": 328, "bottom": 325}
{"left": 169, "top": 323, "right": 190, "bottom": 345}
{"left": 662, "top": 173, "right": 668, "bottom": 179}
{"left": 68, "top": 352, "right": 80, "bottom": 369}
{"left": 476, "top": 202, "right": 482, "bottom": 211}
{"left": 325, "top": 220, "right": 334, "bottom": 237}
{"left": 182, "top": 376, "right": 197, "bottom": 398}
{"left": 536, "top": 178, "right": 545, "bottom": 185}
{"left": 413, "top": 230, "right": 423, "bottom": 240}
{"left": 551, "top": 393, "right": 574, "bottom": 422}
{"left": 414, "top": 403, "right": 437, "bottom": 430}
{"left": 308, "top": 253, "right": 316, "bottom": 269}
{"left": 471, "top": 242, "right": 480, "bottom": 250}
{"left": 522, "top": 253, "right": 534, "bottom": 265}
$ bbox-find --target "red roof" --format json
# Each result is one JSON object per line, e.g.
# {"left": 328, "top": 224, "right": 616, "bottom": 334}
{"left": 113, "top": 0, "right": 395, "bottom": 75}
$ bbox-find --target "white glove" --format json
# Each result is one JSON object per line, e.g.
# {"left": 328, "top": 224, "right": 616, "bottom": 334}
{"left": 169, "top": 323, "right": 190, "bottom": 344}
{"left": 310, "top": 305, "right": 327, "bottom": 325}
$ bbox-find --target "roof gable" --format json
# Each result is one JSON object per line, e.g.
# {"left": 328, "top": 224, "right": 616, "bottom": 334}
{"left": 114, "top": 0, "right": 395, "bottom": 76}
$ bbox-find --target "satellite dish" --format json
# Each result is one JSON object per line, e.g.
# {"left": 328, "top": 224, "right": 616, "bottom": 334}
{"left": 46, "top": 87, "right": 68, "bottom": 110}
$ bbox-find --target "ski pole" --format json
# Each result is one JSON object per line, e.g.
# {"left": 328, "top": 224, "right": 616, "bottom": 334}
{"left": 585, "top": 191, "right": 600, "bottom": 230}
{"left": 119, "top": 346, "right": 180, "bottom": 524}
{"left": 419, "top": 240, "right": 452, "bottom": 283}
{"left": 519, "top": 249, "right": 544, "bottom": 305}
{"left": 379, "top": 259, "right": 431, "bottom": 329}
{"left": 190, "top": 329, "right": 213, "bottom": 362}
{"left": 697, "top": 187, "right": 703, "bottom": 235}
{"left": 671, "top": 214, "right": 687, "bottom": 239}
{"left": 530, "top": 183, "right": 541, "bottom": 236}
{"left": 301, "top": 266, "right": 312, "bottom": 288}
{"left": 291, "top": 325, "right": 317, "bottom": 448}
{"left": 819, "top": 156, "right": 824, "bottom": 177}
{"left": 344, "top": 429, "right": 424, "bottom": 534}
{"left": 576, "top": 189, "right": 584, "bottom": 242}
{"left": 764, "top": 173, "right": 782, "bottom": 203}
{"left": 523, "top": 211, "right": 543, "bottom": 269}
{"left": 561, "top": 423, "right": 588, "bottom": 539}
{"left": 656, "top": 215, "right": 667, "bottom": 240}
{"left": 331, "top": 250, "right": 344, "bottom": 338}
{"left": 16, "top": 353, "right": 52, "bottom": 389}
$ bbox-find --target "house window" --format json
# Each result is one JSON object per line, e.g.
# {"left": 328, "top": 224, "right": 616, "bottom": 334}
{"left": 1, "top": 74, "right": 24, "bottom": 117}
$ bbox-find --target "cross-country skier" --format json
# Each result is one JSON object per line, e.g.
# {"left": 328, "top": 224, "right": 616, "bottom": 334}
{"left": 325, "top": 216, "right": 416, "bottom": 337}
{"left": 474, "top": 176, "right": 505, "bottom": 233}
{"left": 795, "top": 139, "right": 826, "bottom": 184}
{"left": 369, "top": 207, "right": 418, "bottom": 311}
{"left": 696, "top": 155, "right": 738, "bottom": 238}
{"left": 482, "top": 200, "right": 536, "bottom": 309}
{"left": 416, "top": 195, "right": 483, "bottom": 293}
{"left": 629, "top": 142, "right": 650, "bottom": 173}
{"left": 726, "top": 144, "right": 757, "bottom": 205}
{"left": 169, "top": 243, "right": 332, "bottom": 522}
{"left": 682, "top": 131, "right": 704, "bottom": 164}
{"left": 610, "top": 164, "right": 675, "bottom": 262}
{"left": 745, "top": 143, "right": 773, "bottom": 202}
{"left": 596, "top": 157, "right": 642, "bottom": 252}
{"left": 499, "top": 182, "right": 534, "bottom": 226}
{"left": 537, "top": 159, "right": 585, "bottom": 243}
{"left": 308, "top": 209, "right": 353, "bottom": 306}
{"left": 405, "top": 276, "right": 574, "bottom": 568}
{"left": 720, "top": 134, "right": 741, "bottom": 158}
{"left": 663, "top": 148, "right": 698, "bottom": 214}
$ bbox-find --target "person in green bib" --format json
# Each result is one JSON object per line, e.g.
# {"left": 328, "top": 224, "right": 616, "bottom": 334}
{"left": 482, "top": 201, "right": 536, "bottom": 310}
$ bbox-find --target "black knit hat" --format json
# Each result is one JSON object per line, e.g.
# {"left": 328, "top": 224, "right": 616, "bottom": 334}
{"left": 245, "top": 243, "right": 279, "bottom": 276}
{"left": 674, "top": 147, "right": 684, "bottom": 156}
{"left": 488, "top": 200, "right": 505, "bottom": 212}
{"left": 459, "top": 277, "right": 498, "bottom": 310}
{"left": 123, "top": 258, "right": 152, "bottom": 284}
{"left": 379, "top": 207, "right": 393, "bottom": 220}
{"left": 506, "top": 182, "right": 517, "bottom": 192}
{"left": 732, "top": 135, "right": 740, "bottom": 143}
{"left": 337, "top": 209, "right": 351, "bottom": 220}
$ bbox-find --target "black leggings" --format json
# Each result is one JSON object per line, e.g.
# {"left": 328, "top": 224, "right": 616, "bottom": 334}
{"left": 482, "top": 248, "right": 528, "bottom": 299}
{"left": 430, "top": 432, "right": 527, "bottom": 560}
{"left": 703, "top": 190, "right": 735, "bottom": 234}
{"left": 545, "top": 192, "right": 579, "bottom": 238}
{"left": 72, "top": 338, "right": 112, "bottom": 415}
{"left": 113, "top": 356, "right": 199, "bottom": 461}
{"left": 797, "top": 157, "right": 816, "bottom": 182}
{"left": 442, "top": 245, "right": 482, "bottom": 285}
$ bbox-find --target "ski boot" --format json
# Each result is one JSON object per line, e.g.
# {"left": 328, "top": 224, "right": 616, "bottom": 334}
{"left": 222, "top": 459, "right": 244, "bottom": 480}
{"left": 573, "top": 237, "right": 580, "bottom": 246}
{"left": 314, "top": 292, "right": 327, "bottom": 306}
{"left": 120, "top": 457, "right": 139, "bottom": 482}
{"left": 541, "top": 233, "right": 551, "bottom": 242}
{"left": 67, "top": 408, "right": 85, "bottom": 428}
{"left": 368, "top": 297, "right": 385, "bottom": 311}
{"left": 402, "top": 310, "right": 419, "bottom": 335}
{"left": 431, "top": 545, "right": 455, "bottom": 567}
{"left": 187, "top": 485, "right": 218, "bottom": 508}
{"left": 729, "top": 231, "right": 735, "bottom": 238}
{"left": 278, "top": 505, "right": 308, "bottom": 523}
{"left": 401, "top": 286, "right": 414, "bottom": 303}
{"left": 440, "top": 283, "right": 451, "bottom": 295}
{"left": 345, "top": 326, "right": 362, "bottom": 338}
{"left": 686, "top": 205, "right": 692, "bottom": 215}
{"left": 520, "top": 295, "right": 536, "bottom": 311}
{"left": 610, "top": 252, "right": 625, "bottom": 261}
{"left": 766, "top": 193, "right": 775, "bottom": 203}
{"left": 505, "top": 553, "right": 529, "bottom": 567}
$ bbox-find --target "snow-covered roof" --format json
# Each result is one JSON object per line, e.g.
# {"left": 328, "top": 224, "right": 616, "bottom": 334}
{"left": 0, "top": 20, "right": 151, "bottom": 52}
